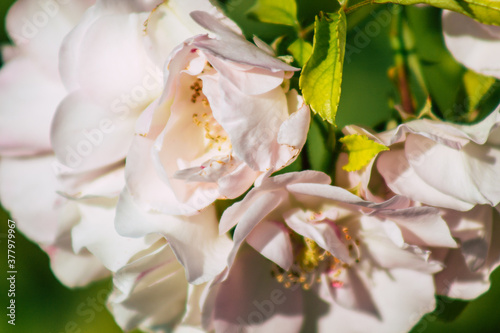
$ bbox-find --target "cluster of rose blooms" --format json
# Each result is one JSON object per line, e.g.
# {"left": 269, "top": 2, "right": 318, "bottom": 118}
{"left": 0, "top": 0, "right": 499, "bottom": 332}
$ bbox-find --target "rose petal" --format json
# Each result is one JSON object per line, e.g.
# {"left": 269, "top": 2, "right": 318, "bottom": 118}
{"left": 115, "top": 189, "right": 232, "bottom": 284}
{"left": 191, "top": 11, "right": 297, "bottom": 72}
{"left": 443, "top": 10, "right": 500, "bottom": 79}
{"left": 209, "top": 247, "right": 304, "bottom": 333}
{"left": 247, "top": 221, "right": 294, "bottom": 270}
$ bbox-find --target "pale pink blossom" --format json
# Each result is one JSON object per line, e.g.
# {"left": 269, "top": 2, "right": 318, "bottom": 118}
{"left": 52, "top": 1, "right": 240, "bottom": 284}
{"left": 51, "top": 0, "right": 238, "bottom": 174}
{"left": 339, "top": 108, "right": 500, "bottom": 301}
{"left": 0, "top": 0, "right": 111, "bottom": 287}
{"left": 124, "top": 12, "right": 310, "bottom": 216}
{"left": 342, "top": 107, "right": 500, "bottom": 211}
{"left": 47, "top": 2, "right": 239, "bottom": 288}
{"left": 203, "top": 171, "right": 455, "bottom": 333}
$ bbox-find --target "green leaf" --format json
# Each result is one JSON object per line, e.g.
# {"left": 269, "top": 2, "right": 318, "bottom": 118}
{"left": 453, "top": 72, "right": 500, "bottom": 123}
{"left": 462, "top": 70, "right": 497, "bottom": 119}
{"left": 287, "top": 38, "right": 313, "bottom": 67}
{"left": 373, "top": 0, "right": 500, "bottom": 26}
{"left": 473, "top": 79, "right": 500, "bottom": 122}
{"left": 339, "top": 134, "right": 389, "bottom": 172}
{"left": 247, "top": 0, "right": 299, "bottom": 28}
{"left": 299, "top": 9, "right": 347, "bottom": 125}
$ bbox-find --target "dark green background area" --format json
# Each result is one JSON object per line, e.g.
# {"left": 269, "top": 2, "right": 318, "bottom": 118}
{"left": 0, "top": 0, "right": 499, "bottom": 332}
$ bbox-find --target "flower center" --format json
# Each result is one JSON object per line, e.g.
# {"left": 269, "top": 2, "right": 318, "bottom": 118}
{"left": 192, "top": 112, "right": 229, "bottom": 151}
{"left": 173, "top": 75, "right": 235, "bottom": 183}
{"left": 189, "top": 79, "right": 208, "bottom": 105}
{"left": 272, "top": 223, "right": 361, "bottom": 290}
{"left": 189, "top": 79, "right": 230, "bottom": 152}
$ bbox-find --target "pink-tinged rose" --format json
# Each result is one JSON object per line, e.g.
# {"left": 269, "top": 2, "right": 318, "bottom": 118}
{"left": 125, "top": 12, "right": 310, "bottom": 215}
{"left": 203, "top": 246, "right": 438, "bottom": 333}
{"left": 338, "top": 110, "right": 500, "bottom": 301}
{"left": 342, "top": 107, "right": 500, "bottom": 211}
{"left": 51, "top": 0, "right": 236, "bottom": 174}
{"left": 204, "top": 171, "right": 455, "bottom": 332}
{"left": 108, "top": 238, "right": 207, "bottom": 332}
{"left": 443, "top": 11, "right": 500, "bottom": 79}
{"left": 62, "top": 4, "right": 239, "bottom": 282}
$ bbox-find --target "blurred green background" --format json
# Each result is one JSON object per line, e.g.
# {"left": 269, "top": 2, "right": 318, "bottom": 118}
{"left": 1, "top": 0, "right": 499, "bottom": 332}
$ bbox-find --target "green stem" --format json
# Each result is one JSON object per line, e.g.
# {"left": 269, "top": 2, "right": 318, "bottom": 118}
{"left": 299, "top": 23, "right": 315, "bottom": 39}
{"left": 344, "top": 0, "right": 372, "bottom": 14}
{"left": 390, "top": 5, "right": 415, "bottom": 114}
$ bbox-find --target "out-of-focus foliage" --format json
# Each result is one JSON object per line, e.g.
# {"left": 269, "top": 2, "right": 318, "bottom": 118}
{"left": 288, "top": 38, "right": 313, "bottom": 67}
{"left": 374, "top": 0, "right": 500, "bottom": 26}
{"left": 247, "top": 0, "right": 299, "bottom": 27}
